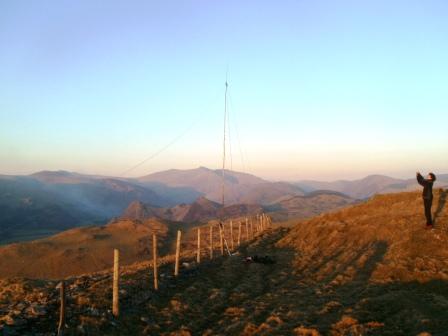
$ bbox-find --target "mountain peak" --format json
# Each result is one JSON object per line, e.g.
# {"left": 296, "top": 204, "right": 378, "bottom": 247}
{"left": 198, "top": 166, "right": 212, "bottom": 171}
{"left": 194, "top": 196, "right": 222, "bottom": 208}
{"left": 120, "top": 200, "right": 158, "bottom": 221}
{"left": 31, "top": 170, "right": 74, "bottom": 177}
{"left": 137, "top": 167, "right": 277, "bottom": 204}
{"left": 30, "top": 170, "right": 89, "bottom": 184}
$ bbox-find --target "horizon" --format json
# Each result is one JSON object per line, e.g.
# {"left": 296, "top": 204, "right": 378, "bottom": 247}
{"left": 2, "top": 1, "right": 448, "bottom": 180}
{"left": 1, "top": 165, "right": 446, "bottom": 183}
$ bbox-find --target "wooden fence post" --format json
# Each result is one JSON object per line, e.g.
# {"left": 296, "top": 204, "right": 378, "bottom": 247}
{"left": 237, "top": 221, "right": 241, "bottom": 246}
{"left": 153, "top": 234, "right": 158, "bottom": 290}
{"left": 174, "top": 230, "right": 181, "bottom": 276}
{"left": 57, "top": 281, "right": 66, "bottom": 336}
{"left": 210, "top": 225, "right": 214, "bottom": 259}
{"left": 255, "top": 215, "right": 258, "bottom": 234}
{"left": 197, "top": 227, "right": 201, "bottom": 263}
{"left": 250, "top": 217, "right": 254, "bottom": 238}
{"left": 219, "top": 224, "right": 224, "bottom": 255}
{"left": 245, "top": 217, "right": 249, "bottom": 241}
{"left": 230, "top": 220, "right": 234, "bottom": 250}
{"left": 112, "top": 249, "right": 119, "bottom": 317}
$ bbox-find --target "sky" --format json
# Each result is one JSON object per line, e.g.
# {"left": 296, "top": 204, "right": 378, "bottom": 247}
{"left": 1, "top": 0, "right": 447, "bottom": 181}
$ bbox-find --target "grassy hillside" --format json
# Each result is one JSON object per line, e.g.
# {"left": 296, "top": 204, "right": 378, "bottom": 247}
{"left": 0, "top": 190, "right": 351, "bottom": 279}
{"left": 1, "top": 189, "right": 448, "bottom": 335}
{"left": 0, "top": 218, "right": 173, "bottom": 279}
{"left": 267, "top": 191, "right": 355, "bottom": 221}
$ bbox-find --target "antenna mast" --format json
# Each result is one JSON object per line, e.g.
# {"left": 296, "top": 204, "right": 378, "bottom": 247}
{"left": 221, "top": 80, "right": 228, "bottom": 207}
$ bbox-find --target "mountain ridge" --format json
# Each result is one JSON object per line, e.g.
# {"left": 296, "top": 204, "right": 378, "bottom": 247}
{"left": 296, "top": 173, "right": 448, "bottom": 199}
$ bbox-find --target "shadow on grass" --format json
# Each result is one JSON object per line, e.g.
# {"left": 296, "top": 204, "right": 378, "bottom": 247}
{"left": 144, "top": 235, "right": 448, "bottom": 335}
{"left": 41, "top": 228, "right": 448, "bottom": 336}
{"left": 434, "top": 189, "right": 448, "bottom": 226}
{"left": 295, "top": 240, "right": 448, "bottom": 335}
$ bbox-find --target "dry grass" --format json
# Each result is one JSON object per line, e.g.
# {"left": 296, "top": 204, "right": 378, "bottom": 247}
{"left": 0, "top": 218, "right": 170, "bottom": 279}
{"left": 1, "top": 190, "right": 448, "bottom": 335}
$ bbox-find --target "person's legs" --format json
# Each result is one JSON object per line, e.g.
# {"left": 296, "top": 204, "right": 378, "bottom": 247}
{"left": 424, "top": 197, "right": 433, "bottom": 226}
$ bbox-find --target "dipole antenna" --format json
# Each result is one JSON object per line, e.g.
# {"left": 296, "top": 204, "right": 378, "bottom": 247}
{"left": 221, "top": 79, "right": 228, "bottom": 207}
{"left": 219, "top": 74, "right": 233, "bottom": 257}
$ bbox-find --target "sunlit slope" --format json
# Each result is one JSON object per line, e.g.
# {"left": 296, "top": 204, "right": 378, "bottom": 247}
{"left": 0, "top": 218, "right": 170, "bottom": 279}
{"left": 279, "top": 189, "right": 448, "bottom": 284}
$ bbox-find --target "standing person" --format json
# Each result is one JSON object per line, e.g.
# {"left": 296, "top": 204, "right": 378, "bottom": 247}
{"left": 416, "top": 172, "right": 436, "bottom": 228}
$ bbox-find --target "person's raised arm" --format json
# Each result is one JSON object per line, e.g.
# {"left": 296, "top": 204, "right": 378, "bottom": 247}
{"left": 416, "top": 172, "right": 427, "bottom": 186}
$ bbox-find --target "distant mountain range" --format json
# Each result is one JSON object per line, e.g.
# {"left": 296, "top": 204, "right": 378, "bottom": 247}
{"left": 1, "top": 167, "right": 446, "bottom": 245}
{"left": 0, "top": 168, "right": 304, "bottom": 244}
{"left": 138, "top": 166, "right": 305, "bottom": 204}
{"left": 0, "top": 172, "right": 167, "bottom": 244}
{"left": 295, "top": 173, "right": 448, "bottom": 199}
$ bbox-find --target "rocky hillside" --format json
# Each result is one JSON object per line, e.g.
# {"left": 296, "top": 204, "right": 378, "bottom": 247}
{"left": 1, "top": 189, "right": 448, "bottom": 335}
{"left": 121, "top": 197, "right": 263, "bottom": 223}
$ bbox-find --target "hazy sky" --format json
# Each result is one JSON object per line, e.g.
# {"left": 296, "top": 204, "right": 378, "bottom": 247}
{"left": 1, "top": 0, "right": 447, "bottom": 181}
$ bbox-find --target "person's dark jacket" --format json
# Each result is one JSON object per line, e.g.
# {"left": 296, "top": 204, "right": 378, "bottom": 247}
{"left": 417, "top": 173, "right": 434, "bottom": 199}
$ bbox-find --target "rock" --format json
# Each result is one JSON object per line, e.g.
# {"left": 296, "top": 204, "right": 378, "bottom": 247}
{"left": 77, "top": 324, "right": 86, "bottom": 335}
{"left": 1, "top": 325, "right": 22, "bottom": 336}
{"left": 30, "top": 305, "right": 47, "bottom": 316}
{"left": 87, "top": 307, "right": 100, "bottom": 316}
{"left": 1, "top": 315, "right": 27, "bottom": 327}
{"left": 140, "top": 316, "right": 150, "bottom": 323}
{"left": 10, "top": 310, "right": 21, "bottom": 316}
{"left": 14, "top": 303, "right": 26, "bottom": 311}
{"left": 38, "top": 291, "right": 48, "bottom": 299}
{"left": 76, "top": 296, "right": 91, "bottom": 305}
